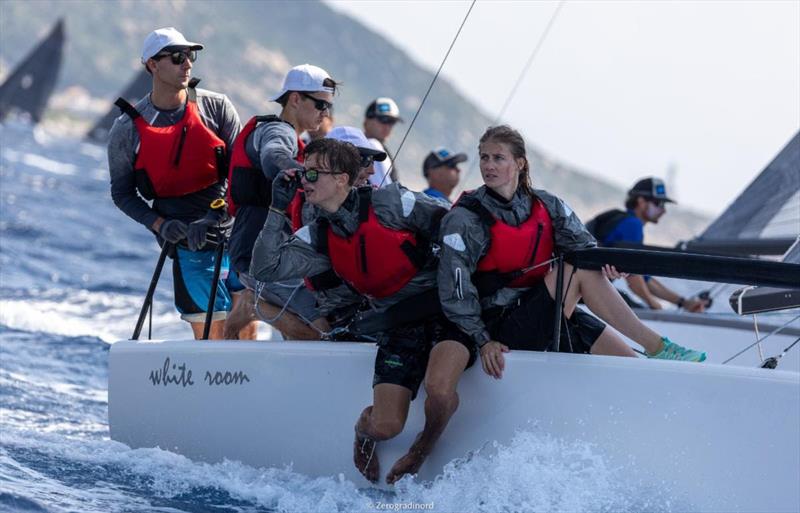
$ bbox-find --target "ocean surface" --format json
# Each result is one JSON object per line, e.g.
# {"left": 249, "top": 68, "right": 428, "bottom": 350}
{"left": 0, "top": 121, "right": 744, "bottom": 513}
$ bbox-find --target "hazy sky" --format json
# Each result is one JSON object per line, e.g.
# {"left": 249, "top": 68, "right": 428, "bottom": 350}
{"left": 328, "top": 0, "right": 799, "bottom": 216}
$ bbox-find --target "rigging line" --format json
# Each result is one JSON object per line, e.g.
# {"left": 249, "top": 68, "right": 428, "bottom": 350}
{"left": 456, "top": 0, "right": 566, "bottom": 195}
{"left": 721, "top": 312, "right": 800, "bottom": 364}
{"left": 378, "top": 0, "right": 477, "bottom": 188}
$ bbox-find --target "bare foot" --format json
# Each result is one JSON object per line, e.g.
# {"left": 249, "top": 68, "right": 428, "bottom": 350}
{"left": 386, "top": 446, "right": 428, "bottom": 484}
{"left": 354, "top": 431, "right": 379, "bottom": 483}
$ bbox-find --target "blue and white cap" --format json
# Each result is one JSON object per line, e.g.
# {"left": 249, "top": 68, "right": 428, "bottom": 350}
{"left": 365, "top": 97, "right": 403, "bottom": 122}
{"left": 423, "top": 147, "right": 467, "bottom": 176}
{"left": 628, "top": 177, "right": 676, "bottom": 203}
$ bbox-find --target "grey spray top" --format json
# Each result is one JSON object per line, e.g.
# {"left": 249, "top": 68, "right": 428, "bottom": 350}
{"left": 250, "top": 183, "right": 448, "bottom": 312}
{"left": 437, "top": 185, "right": 596, "bottom": 346}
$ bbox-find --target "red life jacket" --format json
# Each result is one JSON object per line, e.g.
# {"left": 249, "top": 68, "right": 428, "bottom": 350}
{"left": 115, "top": 82, "right": 226, "bottom": 200}
{"left": 314, "top": 188, "right": 428, "bottom": 299}
{"left": 226, "top": 115, "right": 303, "bottom": 216}
{"left": 454, "top": 192, "right": 555, "bottom": 295}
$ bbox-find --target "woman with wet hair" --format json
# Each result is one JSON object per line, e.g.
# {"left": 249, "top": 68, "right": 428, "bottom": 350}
{"left": 438, "top": 125, "right": 707, "bottom": 379}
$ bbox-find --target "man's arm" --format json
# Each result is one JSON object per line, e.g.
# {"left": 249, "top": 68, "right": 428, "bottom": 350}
{"left": 372, "top": 183, "right": 447, "bottom": 236}
{"left": 216, "top": 94, "right": 242, "bottom": 150}
{"left": 250, "top": 210, "right": 331, "bottom": 283}
{"left": 107, "top": 116, "right": 162, "bottom": 231}
{"left": 647, "top": 277, "right": 706, "bottom": 312}
{"left": 625, "top": 274, "right": 663, "bottom": 309}
{"left": 254, "top": 123, "right": 300, "bottom": 180}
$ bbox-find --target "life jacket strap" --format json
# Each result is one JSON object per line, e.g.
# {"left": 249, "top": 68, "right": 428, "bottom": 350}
{"left": 114, "top": 97, "right": 140, "bottom": 120}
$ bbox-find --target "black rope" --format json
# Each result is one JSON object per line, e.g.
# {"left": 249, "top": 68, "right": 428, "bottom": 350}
{"left": 456, "top": 0, "right": 566, "bottom": 195}
{"left": 722, "top": 312, "right": 800, "bottom": 364}
{"left": 379, "top": 0, "right": 477, "bottom": 187}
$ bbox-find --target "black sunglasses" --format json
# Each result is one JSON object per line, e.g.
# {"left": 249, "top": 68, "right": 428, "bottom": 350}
{"left": 300, "top": 92, "right": 333, "bottom": 112}
{"left": 153, "top": 49, "right": 197, "bottom": 65}
{"left": 649, "top": 199, "right": 666, "bottom": 207}
{"left": 302, "top": 168, "right": 344, "bottom": 183}
{"left": 375, "top": 115, "right": 398, "bottom": 125}
{"left": 360, "top": 154, "right": 375, "bottom": 168}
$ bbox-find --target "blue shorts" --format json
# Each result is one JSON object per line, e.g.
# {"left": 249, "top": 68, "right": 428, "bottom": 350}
{"left": 173, "top": 247, "right": 235, "bottom": 323}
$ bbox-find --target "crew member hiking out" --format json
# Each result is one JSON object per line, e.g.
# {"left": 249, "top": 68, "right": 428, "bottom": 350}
{"left": 586, "top": 177, "right": 710, "bottom": 312}
{"left": 223, "top": 64, "right": 338, "bottom": 340}
{"left": 108, "top": 27, "right": 243, "bottom": 340}
{"left": 250, "top": 138, "right": 477, "bottom": 485}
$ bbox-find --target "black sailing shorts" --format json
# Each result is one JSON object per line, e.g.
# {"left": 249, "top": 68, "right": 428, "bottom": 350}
{"left": 484, "top": 281, "right": 607, "bottom": 353}
{"left": 373, "top": 314, "right": 476, "bottom": 400}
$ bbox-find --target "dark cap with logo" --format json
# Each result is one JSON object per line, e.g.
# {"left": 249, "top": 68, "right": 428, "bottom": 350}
{"left": 365, "top": 97, "right": 403, "bottom": 122}
{"left": 628, "top": 177, "right": 675, "bottom": 203}
{"left": 423, "top": 147, "right": 467, "bottom": 177}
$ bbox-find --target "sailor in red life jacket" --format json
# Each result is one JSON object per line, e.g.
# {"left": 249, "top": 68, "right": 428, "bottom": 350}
{"left": 108, "top": 27, "right": 243, "bottom": 340}
{"left": 250, "top": 138, "right": 477, "bottom": 485}
{"left": 223, "top": 64, "right": 339, "bottom": 341}
{"left": 437, "top": 125, "right": 708, "bottom": 379}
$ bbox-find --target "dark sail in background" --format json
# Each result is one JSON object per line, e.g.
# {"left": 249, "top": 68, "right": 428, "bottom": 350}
{"left": 700, "top": 131, "right": 799, "bottom": 240}
{"left": 682, "top": 130, "right": 800, "bottom": 256}
{"left": 85, "top": 69, "right": 150, "bottom": 142}
{"left": 0, "top": 18, "right": 65, "bottom": 123}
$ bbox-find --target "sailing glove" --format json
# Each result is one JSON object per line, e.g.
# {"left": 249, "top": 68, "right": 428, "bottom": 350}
{"left": 187, "top": 209, "right": 226, "bottom": 251}
{"left": 270, "top": 168, "right": 302, "bottom": 211}
{"left": 159, "top": 219, "right": 189, "bottom": 244}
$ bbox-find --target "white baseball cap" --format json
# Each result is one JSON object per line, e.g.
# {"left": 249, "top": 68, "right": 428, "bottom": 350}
{"left": 269, "top": 64, "right": 335, "bottom": 102}
{"left": 141, "top": 27, "right": 204, "bottom": 64}
{"left": 326, "top": 126, "right": 387, "bottom": 161}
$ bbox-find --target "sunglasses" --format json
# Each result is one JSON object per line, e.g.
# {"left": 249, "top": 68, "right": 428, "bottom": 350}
{"left": 153, "top": 49, "right": 197, "bottom": 65}
{"left": 360, "top": 154, "right": 375, "bottom": 168}
{"left": 649, "top": 199, "right": 666, "bottom": 208}
{"left": 375, "top": 115, "right": 398, "bottom": 125}
{"left": 302, "top": 168, "right": 344, "bottom": 183}
{"left": 300, "top": 92, "right": 333, "bottom": 112}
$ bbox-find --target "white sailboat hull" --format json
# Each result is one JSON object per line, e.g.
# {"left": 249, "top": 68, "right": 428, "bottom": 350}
{"left": 109, "top": 340, "right": 800, "bottom": 512}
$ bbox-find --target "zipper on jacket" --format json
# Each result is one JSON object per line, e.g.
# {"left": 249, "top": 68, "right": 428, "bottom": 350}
{"left": 527, "top": 223, "right": 544, "bottom": 266}
{"left": 359, "top": 234, "right": 368, "bottom": 274}
{"left": 174, "top": 125, "right": 188, "bottom": 167}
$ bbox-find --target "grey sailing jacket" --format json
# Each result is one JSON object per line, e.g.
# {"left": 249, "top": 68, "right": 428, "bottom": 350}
{"left": 108, "top": 88, "right": 241, "bottom": 228}
{"left": 438, "top": 186, "right": 596, "bottom": 346}
{"left": 250, "top": 183, "right": 448, "bottom": 314}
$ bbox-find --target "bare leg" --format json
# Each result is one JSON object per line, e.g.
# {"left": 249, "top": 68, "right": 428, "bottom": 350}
{"left": 544, "top": 265, "right": 663, "bottom": 354}
{"left": 354, "top": 383, "right": 412, "bottom": 482}
{"left": 386, "top": 341, "right": 470, "bottom": 484}
{"left": 223, "top": 288, "right": 258, "bottom": 339}
{"left": 224, "top": 288, "right": 321, "bottom": 341}
{"left": 190, "top": 319, "right": 225, "bottom": 340}
{"left": 269, "top": 305, "right": 322, "bottom": 340}
{"left": 590, "top": 327, "right": 638, "bottom": 357}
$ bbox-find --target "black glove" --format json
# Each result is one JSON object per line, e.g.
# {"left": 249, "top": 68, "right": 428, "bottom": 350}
{"left": 159, "top": 219, "right": 188, "bottom": 244}
{"left": 270, "top": 168, "right": 302, "bottom": 211}
{"left": 187, "top": 209, "right": 226, "bottom": 251}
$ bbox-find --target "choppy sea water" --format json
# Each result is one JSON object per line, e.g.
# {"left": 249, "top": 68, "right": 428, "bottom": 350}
{"left": 1, "top": 122, "right": 692, "bottom": 512}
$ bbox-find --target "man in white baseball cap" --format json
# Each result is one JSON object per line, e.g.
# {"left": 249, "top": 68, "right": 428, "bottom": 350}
{"left": 108, "top": 27, "right": 245, "bottom": 340}
{"left": 364, "top": 97, "right": 403, "bottom": 187}
{"left": 224, "top": 63, "right": 339, "bottom": 340}
{"left": 140, "top": 27, "right": 204, "bottom": 64}
{"left": 326, "top": 126, "right": 387, "bottom": 186}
